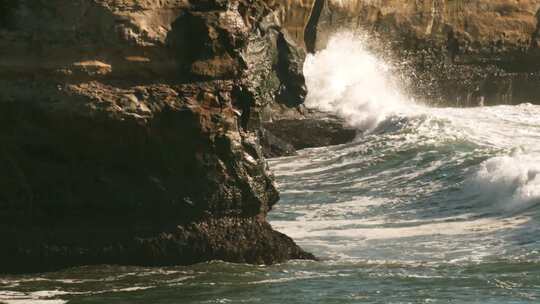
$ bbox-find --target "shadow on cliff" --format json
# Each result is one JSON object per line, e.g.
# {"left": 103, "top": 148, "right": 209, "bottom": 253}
{"left": 0, "top": 0, "right": 19, "bottom": 30}
{"left": 165, "top": 10, "right": 244, "bottom": 82}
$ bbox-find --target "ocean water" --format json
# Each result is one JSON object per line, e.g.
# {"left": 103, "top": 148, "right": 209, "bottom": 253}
{"left": 2, "top": 33, "right": 540, "bottom": 303}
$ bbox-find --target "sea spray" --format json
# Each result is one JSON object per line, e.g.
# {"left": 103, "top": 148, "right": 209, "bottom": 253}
{"left": 303, "top": 32, "right": 418, "bottom": 131}
{"left": 303, "top": 31, "right": 540, "bottom": 213}
{"left": 466, "top": 153, "right": 540, "bottom": 212}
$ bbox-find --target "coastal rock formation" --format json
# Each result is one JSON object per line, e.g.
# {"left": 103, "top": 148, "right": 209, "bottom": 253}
{"left": 263, "top": 111, "right": 356, "bottom": 153}
{"left": 0, "top": 0, "right": 315, "bottom": 273}
{"left": 273, "top": 0, "right": 540, "bottom": 105}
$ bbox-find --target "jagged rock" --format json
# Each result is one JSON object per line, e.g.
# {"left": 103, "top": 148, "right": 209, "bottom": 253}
{"left": 0, "top": 0, "right": 314, "bottom": 273}
{"left": 238, "top": 10, "right": 308, "bottom": 130}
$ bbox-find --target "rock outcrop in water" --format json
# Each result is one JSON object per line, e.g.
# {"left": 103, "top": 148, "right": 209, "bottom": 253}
{"left": 263, "top": 112, "right": 356, "bottom": 153}
{"left": 0, "top": 0, "right": 319, "bottom": 273}
{"left": 273, "top": 0, "right": 540, "bottom": 106}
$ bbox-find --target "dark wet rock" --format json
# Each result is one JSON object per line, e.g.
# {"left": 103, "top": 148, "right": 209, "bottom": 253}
{"left": 259, "top": 127, "right": 298, "bottom": 158}
{"left": 1, "top": 215, "right": 314, "bottom": 274}
{"left": 303, "top": 0, "right": 326, "bottom": 54}
{"left": 263, "top": 113, "right": 357, "bottom": 151}
{"left": 0, "top": 0, "right": 314, "bottom": 273}
{"left": 275, "top": 32, "right": 308, "bottom": 107}
{"left": 239, "top": 12, "right": 308, "bottom": 131}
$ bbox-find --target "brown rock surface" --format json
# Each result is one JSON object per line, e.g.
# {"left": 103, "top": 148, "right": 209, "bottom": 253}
{"left": 0, "top": 0, "right": 315, "bottom": 273}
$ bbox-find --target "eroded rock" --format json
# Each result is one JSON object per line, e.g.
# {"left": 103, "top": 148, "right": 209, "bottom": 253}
{"left": 0, "top": 0, "right": 315, "bottom": 273}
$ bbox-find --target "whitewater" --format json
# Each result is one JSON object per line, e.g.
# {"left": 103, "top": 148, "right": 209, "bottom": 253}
{"left": 269, "top": 32, "right": 540, "bottom": 302}
{"left": 1, "top": 32, "right": 539, "bottom": 303}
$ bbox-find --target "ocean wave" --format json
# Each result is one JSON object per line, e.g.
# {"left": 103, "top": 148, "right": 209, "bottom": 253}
{"left": 466, "top": 152, "right": 540, "bottom": 213}
{"left": 304, "top": 31, "right": 418, "bottom": 132}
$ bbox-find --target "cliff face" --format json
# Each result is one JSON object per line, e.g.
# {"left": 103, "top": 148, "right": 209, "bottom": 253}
{"left": 0, "top": 0, "right": 314, "bottom": 273}
{"left": 274, "top": 0, "right": 540, "bottom": 105}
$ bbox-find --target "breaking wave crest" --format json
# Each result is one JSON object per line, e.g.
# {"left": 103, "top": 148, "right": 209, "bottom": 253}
{"left": 302, "top": 31, "right": 540, "bottom": 214}
{"left": 466, "top": 153, "right": 540, "bottom": 212}
{"left": 304, "top": 32, "right": 418, "bottom": 132}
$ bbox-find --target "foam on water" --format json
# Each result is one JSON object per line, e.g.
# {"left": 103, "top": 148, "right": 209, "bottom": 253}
{"left": 0, "top": 290, "right": 68, "bottom": 304}
{"left": 466, "top": 153, "right": 540, "bottom": 212}
{"left": 302, "top": 31, "right": 540, "bottom": 215}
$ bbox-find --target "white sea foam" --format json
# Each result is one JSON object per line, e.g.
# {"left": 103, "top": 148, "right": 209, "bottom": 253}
{"left": 0, "top": 300, "right": 67, "bottom": 304}
{"left": 0, "top": 290, "right": 68, "bottom": 304}
{"left": 304, "top": 32, "right": 417, "bottom": 131}
{"left": 466, "top": 153, "right": 540, "bottom": 212}
{"left": 302, "top": 30, "right": 540, "bottom": 213}
{"left": 273, "top": 216, "right": 529, "bottom": 242}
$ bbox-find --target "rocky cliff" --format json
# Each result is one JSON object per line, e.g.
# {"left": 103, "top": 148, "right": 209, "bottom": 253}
{"left": 0, "top": 0, "right": 318, "bottom": 273}
{"left": 273, "top": 0, "right": 540, "bottom": 105}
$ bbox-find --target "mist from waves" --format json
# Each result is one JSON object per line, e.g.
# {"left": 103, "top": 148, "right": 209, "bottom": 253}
{"left": 303, "top": 32, "right": 418, "bottom": 132}
{"left": 298, "top": 32, "right": 540, "bottom": 217}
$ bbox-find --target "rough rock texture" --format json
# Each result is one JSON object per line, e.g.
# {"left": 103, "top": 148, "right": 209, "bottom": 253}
{"left": 258, "top": 110, "right": 356, "bottom": 158}
{"left": 263, "top": 111, "right": 357, "bottom": 152}
{"left": 0, "top": 0, "right": 315, "bottom": 273}
{"left": 258, "top": 127, "right": 297, "bottom": 158}
{"left": 273, "top": 0, "right": 540, "bottom": 105}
